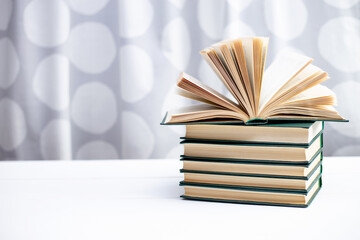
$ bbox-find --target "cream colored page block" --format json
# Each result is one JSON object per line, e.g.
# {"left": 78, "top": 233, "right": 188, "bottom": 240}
{"left": 259, "top": 52, "right": 313, "bottom": 112}
{"left": 285, "top": 84, "right": 335, "bottom": 103}
{"left": 241, "top": 38, "right": 255, "bottom": 98}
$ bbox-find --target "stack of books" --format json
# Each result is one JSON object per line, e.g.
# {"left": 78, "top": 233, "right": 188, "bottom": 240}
{"left": 162, "top": 37, "right": 346, "bottom": 207}
{"left": 178, "top": 121, "right": 323, "bottom": 207}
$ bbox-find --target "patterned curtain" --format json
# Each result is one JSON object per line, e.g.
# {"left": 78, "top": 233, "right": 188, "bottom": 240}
{"left": 0, "top": 0, "right": 359, "bottom": 160}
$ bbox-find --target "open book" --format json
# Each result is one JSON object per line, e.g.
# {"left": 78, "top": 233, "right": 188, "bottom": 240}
{"left": 163, "top": 37, "right": 345, "bottom": 124}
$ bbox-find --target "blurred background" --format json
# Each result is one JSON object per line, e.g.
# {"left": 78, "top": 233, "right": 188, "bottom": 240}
{"left": 0, "top": 0, "right": 359, "bottom": 160}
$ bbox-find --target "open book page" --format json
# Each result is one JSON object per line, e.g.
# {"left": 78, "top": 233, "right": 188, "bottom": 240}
{"left": 252, "top": 37, "right": 268, "bottom": 114}
{"left": 259, "top": 65, "right": 328, "bottom": 115}
{"left": 271, "top": 64, "right": 323, "bottom": 99}
{"left": 177, "top": 72, "right": 246, "bottom": 114}
{"left": 231, "top": 40, "right": 255, "bottom": 115}
{"left": 283, "top": 84, "right": 336, "bottom": 106}
{"left": 213, "top": 42, "right": 253, "bottom": 116}
{"left": 259, "top": 52, "right": 313, "bottom": 113}
{"left": 164, "top": 104, "right": 249, "bottom": 123}
{"left": 212, "top": 44, "right": 249, "bottom": 110}
{"left": 241, "top": 38, "right": 256, "bottom": 109}
{"left": 226, "top": 42, "right": 252, "bottom": 108}
{"left": 260, "top": 38, "right": 269, "bottom": 88}
{"left": 200, "top": 48, "right": 245, "bottom": 109}
{"left": 266, "top": 105, "right": 344, "bottom": 120}
{"left": 163, "top": 37, "right": 345, "bottom": 124}
{"left": 175, "top": 88, "right": 215, "bottom": 106}
{"left": 267, "top": 72, "right": 329, "bottom": 110}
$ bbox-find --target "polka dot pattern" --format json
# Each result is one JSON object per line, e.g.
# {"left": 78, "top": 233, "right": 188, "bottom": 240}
{"left": 66, "top": 0, "right": 109, "bottom": 15}
{"left": 168, "top": 0, "right": 186, "bottom": 9}
{"left": 0, "top": 99, "right": 26, "bottom": 151}
{"left": 161, "top": 18, "right": 191, "bottom": 71}
{"left": 66, "top": 22, "right": 116, "bottom": 74}
{"left": 0, "top": 38, "right": 20, "bottom": 89}
{"left": 120, "top": 45, "right": 154, "bottom": 103}
{"left": 121, "top": 111, "right": 154, "bottom": 158}
{"left": 318, "top": 17, "right": 360, "bottom": 72}
{"left": 198, "top": 0, "right": 226, "bottom": 39}
{"left": 223, "top": 20, "right": 255, "bottom": 39}
{"left": 24, "top": 0, "right": 70, "bottom": 47}
{"left": 118, "top": 0, "right": 153, "bottom": 38}
{"left": 0, "top": 0, "right": 12, "bottom": 30}
{"left": 41, "top": 119, "right": 72, "bottom": 160}
{"left": 71, "top": 82, "right": 117, "bottom": 134}
{"left": 227, "top": 0, "right": 253, "bottom": 12}
{"left": 264, "top": 0, "right": 308, "bottom": 40}
{"left": 276, "top": 46, "right": 305, "bottom": 58}
{"left": 324, "top": 0, "right": 360, "bottom": 9}
{"left": 33, "top": 54, "right": 70, "bottom": 111}
{"left": 0, "top": 1, "right": 358, "bottom": 159}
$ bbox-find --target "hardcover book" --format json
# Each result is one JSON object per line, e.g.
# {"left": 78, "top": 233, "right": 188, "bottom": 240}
{"left": 180, "top": 121, "right": 323, "bottom": 145}
{"left": 180, "top": 178, "right": 322, "bottom": 207}
{"left": 161, "top": 37, "right": 346, "bottom": 207}
{"left": 162, "top": 37, "right": 346, "bottom": 124}
{"left": 181, "top": 133, "right": 322, "bottom": 163}
{"left": 181, "top": 150, "right": 322, "bottom": 177}
{"left": 180, "top": 163, "right": 321, "bottom": 190}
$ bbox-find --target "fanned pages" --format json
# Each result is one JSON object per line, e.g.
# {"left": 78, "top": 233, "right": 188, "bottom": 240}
{"left": 163, "top": 37, "right": 346, "bottom": 124}
{"left": 176, "top": 73, "right": 243, "bottom": 113}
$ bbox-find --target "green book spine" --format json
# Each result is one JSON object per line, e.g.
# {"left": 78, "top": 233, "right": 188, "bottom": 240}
{"left": 181, "top": 146, "right": 323, "bottom": 166}
{"left": 180, "top": 160, "right": 322, "bottom": 180}
{"left": 180, "top": 177, "right": 322, "bottom": 208}
{"left": 180, "top": 173, "right": 321, "bottom": 194}
{"left": 180, "top": 129, "right": 323, "bottom": 147}
{"left": 181, "top": 133, "right": 322, "bottom": 149}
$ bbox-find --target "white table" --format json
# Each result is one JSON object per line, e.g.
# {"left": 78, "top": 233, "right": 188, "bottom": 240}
{"left": 0, "top": 157, "right": 359, "bottom": 240}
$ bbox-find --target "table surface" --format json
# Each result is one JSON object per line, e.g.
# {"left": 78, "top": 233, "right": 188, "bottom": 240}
{"left": 0, "top": 157, "right": 359, "bottom": 240}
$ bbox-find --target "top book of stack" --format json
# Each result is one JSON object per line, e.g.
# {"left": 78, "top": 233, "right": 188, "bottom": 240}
{"left": 181, "top": 121, "right": 323, "bottom": 146}
{"left": 162, "top": 37, "right": 346, "bottom": 125}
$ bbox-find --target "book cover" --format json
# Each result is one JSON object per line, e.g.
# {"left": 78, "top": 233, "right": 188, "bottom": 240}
{"left": 180, "top": 160, "right": 322, "bottom": 180}
{"left": 181, "top": 133, "right": 322, "bottom": 148}
{"left": 181, "top": 145, "right": 323, "bottom": 165}
{"left": 180, "top": 129, "right": 323, "bottom": 147}
{"left": 180, "top": 178, "right": 322, "bottom": 208}
{"left": 180, "top": 172, "right": 321, "bottom": 194}
{"left": 161, "top": 37, "right": 347, "bottom": 124}
{"left": 160, "top": 112, "right": 348, "bottom": 126}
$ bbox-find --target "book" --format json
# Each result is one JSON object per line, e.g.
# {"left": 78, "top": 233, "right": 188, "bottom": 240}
{"left": 162, "top": 37, "right": 346, "bottom": 124}
{"left": 181, "top": 150, "right": 321, "bottom": 177}
{"left": 181, "top": 133, "right": 322, "bottom": 163}
{"left": 182, "top": 120, "right": 323, "bottom": 145}
{"left": 180, "top": 163, "right": 321, "bottom": 190}
{"left": 160, "top": 37, "right": 346, "bottom": 207}
{"left": 180, "top": 178, "right": 322, "bottom": 207}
